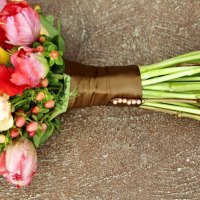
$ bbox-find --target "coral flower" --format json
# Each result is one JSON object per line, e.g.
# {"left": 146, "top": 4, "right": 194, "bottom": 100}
{"left": 0, "top": 1, "right": 40, "bottom": 46}
{"left": 3, "top": 138, "right": 37, "bottom": 187}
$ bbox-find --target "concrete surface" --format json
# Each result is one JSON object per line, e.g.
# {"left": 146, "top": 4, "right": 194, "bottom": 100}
{"left": 1, "top": 0, "right": 200, "bottom": 199}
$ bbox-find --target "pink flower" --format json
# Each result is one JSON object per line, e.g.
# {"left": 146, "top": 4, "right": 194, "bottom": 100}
{"left": 0, "top": 151, "right": 6, "bottom": 175}
{"left": 0, "top": 1, "right": 40, "bottom": 46}
{"left": 2, "top": 138, "right": 37, "bottom": 187}
{"left": 10, "top": 47, "right": 49, "bottom": 88}
{"left": 0, "top": 0, "right": 7, "bottom": 11}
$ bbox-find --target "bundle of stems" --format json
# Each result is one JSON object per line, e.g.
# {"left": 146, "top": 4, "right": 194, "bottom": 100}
{"left": 139, "top": 51, "right": 200, "bottom": 121}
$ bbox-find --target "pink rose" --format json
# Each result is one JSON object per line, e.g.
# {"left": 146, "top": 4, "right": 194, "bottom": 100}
{"left": 10, "top": 47, "right": 49, "bottom": 88}
{"left": 0, "top": 1, "right": 40, "bottom": 46}
{"left": 1, "top": 138, "right": 37, "bottom": 187}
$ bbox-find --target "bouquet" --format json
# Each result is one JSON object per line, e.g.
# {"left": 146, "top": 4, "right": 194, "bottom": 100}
{"left": 1, "top": 0, "right": 200, "bottom": 187}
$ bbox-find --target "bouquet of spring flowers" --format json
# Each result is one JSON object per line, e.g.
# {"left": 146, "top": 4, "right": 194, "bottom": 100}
{"left": 1, "top": 0, "right": 200, "bottom": 187}
{"left": 0, "top": 0, "right": 70, "bottom": 187}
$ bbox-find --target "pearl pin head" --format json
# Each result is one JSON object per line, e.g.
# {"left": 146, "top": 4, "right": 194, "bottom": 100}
{"left": 111, "top": 98, "right": 142, "bottom": 106}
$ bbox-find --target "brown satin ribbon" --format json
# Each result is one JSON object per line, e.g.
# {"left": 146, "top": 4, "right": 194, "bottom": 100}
{"left": 65, "top": 61, "right": 142, "bottom": 109}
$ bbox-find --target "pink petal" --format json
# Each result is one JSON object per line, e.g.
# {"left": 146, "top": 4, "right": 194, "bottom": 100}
{"left": 0, "top": 151, "right": 7, "bottom": 175}
{"left": 0, "top": 0, "right": 6, "bottom": 11}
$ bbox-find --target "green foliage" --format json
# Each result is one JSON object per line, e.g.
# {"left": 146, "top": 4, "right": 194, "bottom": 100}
{"left": 33, "top": 122, "right": 55, "bottom": 148}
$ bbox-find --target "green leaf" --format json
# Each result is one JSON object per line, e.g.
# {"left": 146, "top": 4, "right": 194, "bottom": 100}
{"left": 51, "top": 63, "right": 65, "bottom": 74}
{"left": 49, "top": 59, "right": 55, "bottom": 67}
{"left": 40, "top": 15, "right": 59, "bottom": 38}
{"left": 37, "top": 113, "right": 43, "bottom": 121}
{"left": 55, "top": 57, "right": 63, "bottom": 65}
{"left": 54, "top": 118, "right": 61, "bottom": 131}
{"left": 48, "top": 74, "right": 71, "bottom": 121}
{"left": 40, "top": 122, "right": 55, "bottom": 144}
{"left": 33, "top": 122, "right": 55, "bottom": 148}
{"left": 45, "top": 15, "right": 55, "bottom": 25}
{"left": 57, "top": 20, "right": 61, "bottom": 33}
{"left": 33, "top": 134, "right": 42, "bottom": 148}
{"left": 31, "top": 115, "right": 38, "bottom": 122}
{"left": 41, "top": 108, "right": 50, "bottom": 114}
{"left": 44, "top": 42, "right": 57, "bottom": 52}
{"left": 33, "top": 42, "right": 41, "bottom": 48}
{"left": 52, "top": 35, "right": 65, "bottom": 52}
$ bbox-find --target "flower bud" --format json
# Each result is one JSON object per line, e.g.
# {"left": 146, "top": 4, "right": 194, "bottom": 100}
{"left": 34, "top": 5, "right": 41, "bottom": 12}
{"left": 3, "top": 138, "right": 37, "bottom": 187}
{"left": 41, "top": 123, "right": 48, "bottom": 132}
{"left": 26, "top": 122, "right": 38, "bottom": 132}
{"left": 16, "top": 109, "right": 25, "bottom": 115}
{"left": 29, "top": 131, "right": 36, "bottom": 137}
{"left": 0, "top": 134, "right": 6, "bottom": 143}
{"left": 50, "top": 51, "right": 59, "bottom": 59}
{"left": 31, "top": 106, "right": 40, "bottom": 115}
{"left": 36, "top": 92, "right": 45, "bottom": 101}
{"left": 44, "top": 100, "right": 55, "bottom": 109}
{"left": 10, "top": 128, "right": 20, "bottom": 138}
{"left": 35, "top": 46, "right": 44, "bottom": 53}
{"left": 15, "top": 116, "right": 26, "bottom": 128}
{"left": 38, "top": 36, "right": 46, "bottom": 43}
{"left": 40, "top": 78, "right": 49, "bottom": 87}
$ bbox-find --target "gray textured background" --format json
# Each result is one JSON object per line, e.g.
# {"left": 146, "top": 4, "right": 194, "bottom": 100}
{"left": 1, "top": 0, "right": 200, "bottom": 199}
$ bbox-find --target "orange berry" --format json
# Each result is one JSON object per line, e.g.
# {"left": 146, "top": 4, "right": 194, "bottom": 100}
{"left": 15, "top": 116, "right": 26, "bottom": 128}
{"left": 36, "top": 45, "right": 44, "bottom": 52}
{"left": 29, "top": 131, "right": 36, "bottom": 137}
{"left": 38, "top": 36, "right": 45, "bottom": 43}
{"left": 50, "top": 51, "right": 59, "bottom": 59}
{"left": 40, "top": 78, "right": 49, "bottom": 87}
{"left": 41, "top": 123, "right": 48, "bottom": 132}
{"left": 32, "top": 106, "right": 40, "bottom": 115}
{"left": 36, "top": 92, "right": 45, "bottom": 101}
{"left": 44, "top": 100, "right": 55, "bottom": 109}
{"left": 26, "top": 122, "right": 38, "bottom": 132}
{"left": 10, "top": 128, "right": 20, "bottom": 138}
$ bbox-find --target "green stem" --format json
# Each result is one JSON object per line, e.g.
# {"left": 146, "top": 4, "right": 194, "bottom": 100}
{"left": 51, "top": 74, "right": 64, "bottom": 80}
{"left": 142, "top": 67, "right": 200, "bottom": 86}
{"left": 142, "top": 90, "right": 200, "bottom": 99}
{"left": 143, "top": 82, "right": 200, "bottom": 92}
{"left": 141, "top": 67, "right": 196, "bottom": 80}
{"left": 169, "top": 76, "right": 200, "bottom": 82}
{"left": 142, "top": 102, "right": 200, "bottom": 115}
{"left": 140, "top": 105, "right": 200, "bottom": 121}
{"left": 140, "top": 52, "right": 200, "bottom": 73}
{"left": 143, "top": 98, "right": 199, "bottom": 104}
{"left": 13, "top": 99, "right": 29, "bottom": 108}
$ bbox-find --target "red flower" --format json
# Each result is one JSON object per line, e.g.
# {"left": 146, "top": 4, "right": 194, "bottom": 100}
{"left": 0, "top": 65, "right": 25, "bottom": 96}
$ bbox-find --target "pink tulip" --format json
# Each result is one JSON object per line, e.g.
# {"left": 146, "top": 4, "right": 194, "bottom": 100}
{"left": 0, "top": 1, "right": 40, "bottom": 46}
{"left": 0, "top": 0, "right": 7, "bottom": 11}
{"left": 0, "top": 151, "right": 6, "bottom": 175}
{"left": 3, "top": 138, "right": 37, "bottom": 187}
{"left": 10, "top": 47, "right": 49, "bottom": 87}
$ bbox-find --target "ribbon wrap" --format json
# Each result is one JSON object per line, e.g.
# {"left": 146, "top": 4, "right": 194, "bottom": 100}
{"left": 65, "top": 61, "right": 142, "bottom": 109}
